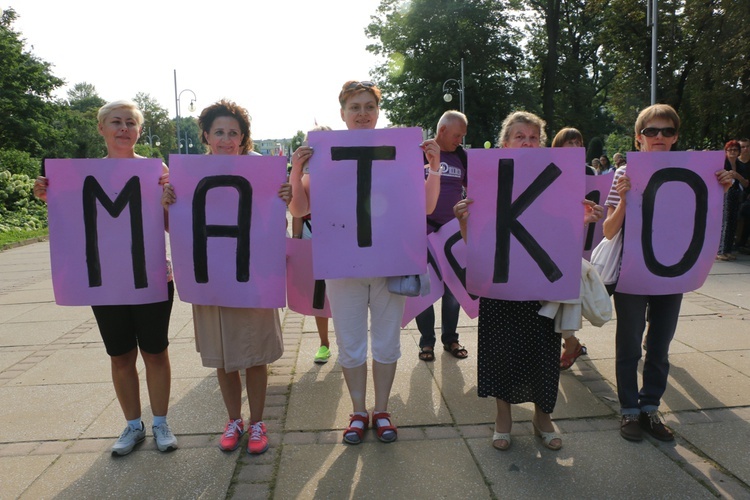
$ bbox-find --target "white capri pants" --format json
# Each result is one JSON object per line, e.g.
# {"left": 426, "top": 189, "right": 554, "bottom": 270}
{"left": 325, "top": 277, "right": 406, "bottom": 368}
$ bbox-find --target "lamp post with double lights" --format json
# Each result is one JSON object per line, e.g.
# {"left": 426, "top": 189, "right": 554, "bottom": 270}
{"left": 174, "top": 69, "right": 197, "bottom": 154}
{"left": 442, "top": 57, "right": 465, "bottom": 145}
{"left": 179, "top": 132, "right": 194, "bottom": 154}
{"left": 144, "top": 127, "right": 161, "bottom": 149}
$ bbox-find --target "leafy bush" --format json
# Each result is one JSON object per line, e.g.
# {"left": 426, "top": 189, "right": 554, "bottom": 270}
{"left": 0, "top": 149, "right": 41, "bottom": 177}
{"left": 0, "top": 170, "right": 48, "bottom": 233}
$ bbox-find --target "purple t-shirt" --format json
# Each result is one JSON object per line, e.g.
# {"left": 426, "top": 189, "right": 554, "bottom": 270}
{"left": 425, "top": 150, "right": 467, "bottom": 234}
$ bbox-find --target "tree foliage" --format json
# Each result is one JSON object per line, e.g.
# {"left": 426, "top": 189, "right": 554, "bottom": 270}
{"left": 0, "top": 8, "right": 64, "bottom": 156}
{"left": 366, "top": 0, "right": 531, "bottom": 146}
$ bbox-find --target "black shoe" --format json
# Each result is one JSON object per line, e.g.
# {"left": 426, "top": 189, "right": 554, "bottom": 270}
{"left": 620, "top": 415, "right": 643, "bottom": 442}
{"left": 639, "top": 411, "right": 674, "bottom": 442}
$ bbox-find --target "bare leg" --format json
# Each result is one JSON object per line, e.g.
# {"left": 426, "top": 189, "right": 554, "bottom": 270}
{"left": 111, "top": 348, "right": 141, "bottom": 421}
{"left": 141, "top": 348, "right": 171, "bottom": 417}
{"left": 216, "top": 368, "right": 243, "bottom": 420}
{"left": 246, "top": 365, "right": 268, "bottom": 422}
{"left": 493, "top": 399, "right": 512, "bottom": 448}
{"left": 372, "top": 360, "right": 397, "bottom": 412}
{"left": 562, "top": 335, "right": 581, "bottom": 356}
{"left": 342, "top": 363, "right": 367, "bottom": 413}
{"left": 315, "top": 316, "right": 330, "bottom": 347}
{"left": 533, "top": 404, "right": 562, "bottom": 449}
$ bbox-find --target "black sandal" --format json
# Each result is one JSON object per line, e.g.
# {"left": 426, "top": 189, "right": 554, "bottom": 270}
{"left": 444, "top": 343, "right": 468, "bottom": 359}
{"left": 418, "top": 347, "right": 435, "bottom": 362}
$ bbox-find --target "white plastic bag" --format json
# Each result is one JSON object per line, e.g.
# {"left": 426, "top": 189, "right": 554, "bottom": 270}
{"left": 590, "top": 229, "right": 623, "bottom": 285}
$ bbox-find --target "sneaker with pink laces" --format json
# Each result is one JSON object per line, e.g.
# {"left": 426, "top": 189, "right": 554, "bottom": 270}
{"left": 247, "top": 421, "right": 269, "bottom": 455}
{"left": 219, "top": 418, "right": 244, "bottom": 451}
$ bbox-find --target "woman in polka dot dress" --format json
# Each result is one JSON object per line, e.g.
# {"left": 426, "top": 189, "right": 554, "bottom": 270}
{"left": 453, "top": 111, "right": 603, "bottom": 452}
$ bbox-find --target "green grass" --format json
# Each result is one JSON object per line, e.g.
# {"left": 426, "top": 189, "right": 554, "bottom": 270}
{"left": 0, "top": 228, "right": 48, "bottom": 250}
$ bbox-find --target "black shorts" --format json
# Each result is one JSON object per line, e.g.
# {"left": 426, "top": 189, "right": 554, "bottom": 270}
{"left": 92, "top": 281, "right": 174, "bottom": 357}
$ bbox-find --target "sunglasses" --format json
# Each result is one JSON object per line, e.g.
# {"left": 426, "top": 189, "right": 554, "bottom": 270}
{"left": 640, "top": 127, "right": 677, "bottom": 138}
{"left": 346, "top": 81, "right": 376, "bottom": 90}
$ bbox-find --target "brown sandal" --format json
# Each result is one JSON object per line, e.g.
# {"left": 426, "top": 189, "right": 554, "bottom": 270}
{"left": 418, "top": 346, "right": 435, "bottom": 362}
{"left": 444, "top": 342, "right": 468, "bottom": 359}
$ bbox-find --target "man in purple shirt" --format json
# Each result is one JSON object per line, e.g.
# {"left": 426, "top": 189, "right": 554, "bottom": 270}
{"left": 416, "top": 111, "right": 469, "bottom": 361}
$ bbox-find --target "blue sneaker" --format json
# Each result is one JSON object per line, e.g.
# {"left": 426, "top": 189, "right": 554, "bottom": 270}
{"left": 111, "top": 422, "right": 146, "bottom": 456}
{"left": 153, "top": 422, "right": 178, "bottom": 452}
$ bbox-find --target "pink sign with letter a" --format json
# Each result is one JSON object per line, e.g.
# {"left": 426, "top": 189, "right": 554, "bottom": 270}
{"left": 168, "top": 155, "right": 287, "bottom": 307}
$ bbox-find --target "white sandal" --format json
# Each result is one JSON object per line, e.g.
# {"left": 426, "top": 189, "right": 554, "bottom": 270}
{"left": 492, "top": 431, "right": 511, "bottom": 451}
{"left": 532, "top": 418, "right": 562, "bottom": 451}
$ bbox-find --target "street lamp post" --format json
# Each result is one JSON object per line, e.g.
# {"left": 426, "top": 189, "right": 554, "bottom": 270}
{"left": 174, "top": 69, "right": 197, "bottom": 154}
{"left": 442, "top": 57, "right": 466, "bottom": 144}
{"left": 179, "top": 132, "right": 194, "bottom": 154}
{"left": 647, "top": 0, "right": 658, "bottom": 105}
{"left": 144, "top": 127, "right": 161, "bottom": 149}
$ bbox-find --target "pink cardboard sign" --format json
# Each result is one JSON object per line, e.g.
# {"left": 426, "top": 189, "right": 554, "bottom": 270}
{"left": 401, "top": 241, "right": 445, "bottom": 327}
{"left": 307, "top": 128, "right": 427, "bottom": 279}
{"left": 584, "top": 171, "right": 615, "bottom": 260}
{"left": 167, "top": 155, "right": 287, "bottom": 307}
{"left": 465, "top": 148, "right": 585, "bottom": 301}
{"left": 46, "top": 159, "right": 168, "bottom": 306}
{"left": 286, "top": 238, "right": 332, "bottom": 317}
{"left": 617, "top": 151, "right": 725, "bottom": 295}
{"left": 427, "top": 218, "right": 480, "bottom": 318}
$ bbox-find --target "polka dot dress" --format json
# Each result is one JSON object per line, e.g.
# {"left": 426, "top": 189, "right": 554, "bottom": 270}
{"left": 477, "top": 298, "right": 560, "bottom": 414}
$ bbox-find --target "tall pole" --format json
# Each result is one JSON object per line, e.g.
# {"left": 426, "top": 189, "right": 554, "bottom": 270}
{"left": 460, "top": 57, "right": 465, "bottom": 117}
{"left": 174, "top": 69, "right": 181, "bottom": 154}
{"left": 648, "top": 0, "right": 658, "bottom": 105}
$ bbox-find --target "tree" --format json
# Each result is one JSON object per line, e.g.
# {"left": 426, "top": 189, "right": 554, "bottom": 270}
{"left": 366, "top": 0, "right": 530, "bottom": 146}
{"left": 67, "top": 82, "right": 106, "bottom": 112}
{"left": 522, "top": 0, "right": 613, "bottom": 142}
{"left": 0, "top": 8, "right": 64, "bottom": 156}
{"left": 134, "top": 93, "right": 177, "bottom": 157}
{"left": 290, "top": 130, "right": 305, "bottom": 152}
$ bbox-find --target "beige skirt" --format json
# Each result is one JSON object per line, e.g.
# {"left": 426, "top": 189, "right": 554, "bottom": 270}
{"left": 192, "top": 305, "right": 283, "bottom": 372}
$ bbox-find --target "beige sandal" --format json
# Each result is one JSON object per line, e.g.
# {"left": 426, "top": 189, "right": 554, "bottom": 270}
{"left": 492, "top": 431, "right": 511, "bottom": 451}
{"left": 532, "top": 417, "right": 562, "bottom": 451}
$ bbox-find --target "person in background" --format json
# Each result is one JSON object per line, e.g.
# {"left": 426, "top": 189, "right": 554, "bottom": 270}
{"left": 162, "top": 99, "right": 291, "bottom": 455}
{"left": 716, "top": 140, "right": 749, "bottom": 261}
{"left": 454, "top": 111, "right": 603, "bottom": 452}
{"left": 599, "top": 155, "right": 613, "bottom": 174}
{"left": 415, "top": 110, "right": 469, "bottom": 362}
{"left": 736, "top": 138, "right": 750, "bottom": 253}
{"left": 613, "top": 152, "right": 626, "bottom": 169}
{"left": 34, "top": 100, "right": 177, "bottom": 456}
{"left": 290, "top": 125, "right": 334, "bottom": 364}
{"left": 591, "top": 157, "right": 602, "bottom": 174}
{"left": 602, "top": 104, "right": 733, "bottom": 443}
{"left": 289, "top": 80, "right": 442, "bottom": 445}
{"left": 550, "top": 127, "right": 593, "bottom": 370}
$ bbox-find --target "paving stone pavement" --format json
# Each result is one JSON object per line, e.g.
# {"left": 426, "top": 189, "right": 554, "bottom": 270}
{"left": 1, "top": 240, "right": 750, "bottom": 499}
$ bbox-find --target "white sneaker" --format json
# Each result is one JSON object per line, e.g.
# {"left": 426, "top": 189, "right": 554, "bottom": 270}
{"left": 152, "top": 422, "right": 178, "bottom": 452}
{"left": 111, "top": 422, "right": 146, "bottom": 456}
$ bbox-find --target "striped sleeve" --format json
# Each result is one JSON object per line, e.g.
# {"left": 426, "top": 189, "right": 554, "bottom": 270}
{"left": 605, "top": 166, "right": 626, "bottom": 208}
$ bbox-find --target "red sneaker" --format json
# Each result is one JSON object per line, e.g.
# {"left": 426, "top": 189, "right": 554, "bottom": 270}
{"left": 247, "top": 421, "right": 269, "bottom": 455}
{"left": 219, "top": 418, "right": 244, "bottom": 451}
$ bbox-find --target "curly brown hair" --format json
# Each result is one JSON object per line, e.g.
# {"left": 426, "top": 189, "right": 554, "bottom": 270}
{"left": 198, "top": 99, "right": 253, "bottom": 155}
{"left": 338, "top": 80, "right": 382, "bottom": 109}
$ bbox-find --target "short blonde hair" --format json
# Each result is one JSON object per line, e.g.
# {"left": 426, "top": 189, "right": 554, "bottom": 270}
{"left": 97, "top": 100, "right": 144, "bottom": 127}
{"left": 338, "top": 80, "right": 382, "bottom": 109}
{"left": 634, "top": 104, "right": 680, "bottom": 151}
{"left": 497, "top": 111, "right": 547, "bottom": 147}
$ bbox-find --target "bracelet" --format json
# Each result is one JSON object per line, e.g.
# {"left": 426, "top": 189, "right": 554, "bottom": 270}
{"left": 293, "top": 234, "right": 302, "bottom": 238}
{"left": 427, "top": 168, "right": 441, "bottom": 176}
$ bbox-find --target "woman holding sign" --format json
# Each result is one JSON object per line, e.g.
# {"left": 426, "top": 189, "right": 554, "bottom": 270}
{"left": 162, "top": 100, "right": 291, "bottom": 455}
{"left": 289, "top": 80, "right": 442, "bottom": 445}
{"left": 454, "top": 111, "right": 602, "bottom": 452}
{"left": 34, "top": 100, "right": 177, "bottom": 456}
{"left": 603, "top": 104, "right": 733, "bottom": 443}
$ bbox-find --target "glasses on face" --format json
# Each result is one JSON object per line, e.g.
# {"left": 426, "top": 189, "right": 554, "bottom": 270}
{"left": 640, "top": 127, "right": 677, "bottom": 138}
{"left": 346, "top": 81, "right": 376, "bottom": 90}
{"left": 727, "top": 148, "right": 740, "bottom": 152}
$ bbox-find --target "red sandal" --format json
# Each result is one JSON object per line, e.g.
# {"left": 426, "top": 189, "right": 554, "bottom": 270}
{"left": 343, "top": 413, "right": 369, "bottom": 445}
{"left": 559, "top": 342, "right": 587, "bottom": 370}
{"left": 372, "top": 411, "right": 398, "bottom": 443}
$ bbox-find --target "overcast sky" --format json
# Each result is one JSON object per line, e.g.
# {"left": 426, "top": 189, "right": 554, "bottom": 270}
{"left": 10, "top": 0, "right": 389, "bottom": 139}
